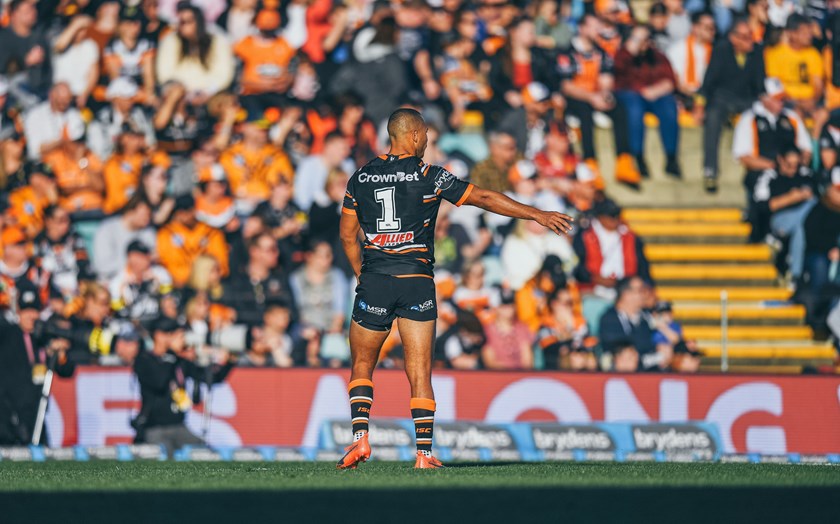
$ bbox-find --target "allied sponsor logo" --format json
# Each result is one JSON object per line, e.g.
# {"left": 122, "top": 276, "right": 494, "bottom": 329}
{"left": 631, "top": 424, "right": 717, "bottom": 458}
{"left": 368, "top": 232, "right": 415, "bottom": 247}
{"left": 357, "top": 171, "right": 420, "bottom": 184}
{"left": 531, "top": 424, "right": 616, "bottom": 451}
{"left": 410, "top": 300, "right": 435, "bottom": 312}
{"left": 358, "top": 300, "right": 388, "bottom": 316}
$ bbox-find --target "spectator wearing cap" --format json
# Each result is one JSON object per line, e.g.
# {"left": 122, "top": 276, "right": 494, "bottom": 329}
{"left": 195, "top": 164, "right": 238, "bottom": 232}
{"left": 667, "top": 12, "right": 716, "bottom": 103}
{"left": 93, "top": 195, "right": 157, "bottom": 280}
{"left": 22, "top": 83, "right": 85, "bottom": 161}
{"left": 0, "top": 283, "right": 75, "bottom": 445}
{"left": 733, "top": 77, "right": 811, "bottom": 241}
{"left": 753, "top": 146, "right": 816, "bottom": 281}
{"left": 51, "top": 12, "right": 100, "bottom": 109}
{"left": 481, "top": 287, "right": 534, "bottom": 370}
{"left": 556, "top": 14, "right": 641, "bottom": 189}
{"left": 88, "top": 78, "right": 157, "bottom": 160}
{"left": 536, "top": 286, "right": 596, "bottom": 370}
{"left": 103, "top": 4, "right": 157, "bottom": 106}
{"left": 696, "top": 19, "right": 766, "bottom": 193}
{"left": 32, "top": 205, "right": 90, "bottom": 297}
{"left": 598, "top": 276, "right": 662, "bottom": 372}
{"left": 156, "top": 3, "right": 235, "bottom": 99}
{"left": 7, "top": 163, "right": 58, "bottom": 238}
{"left": 41, "top": 113, "right": 105, "bottom": 215}
{"left": 104, "top": 324, "right": 142, "bottom": 367}
{"left": 573, "top": 199, "right": 651, "bottom": 330}
{"left": 219, "top": 110, "right": 294, "bottom": 213}
{"left": 648, "top": 3, "right": 672, "bottom": 52}
{"left": 613, "top": 24, "right": 682, "bottom": 179}
{"left": 0, "top": 0, "right": 52, "bottom": 106}
{"left": 222, "top": 231, "right": 297, "bottom": 326}
{"left": 764, "top": 14, "right": 823, "bottom": 119}
{"left": 496, "top": 81, "right": 562, "bottom": 159}
{"left": 0, "top": 226, "right": 41, "bottom": 304}
{"left": 233, "top": 8, "right": 296, "bottom": 113}
{"left": 157, "top": 194, "right": 230, "bottom": 287}
{"left": 110, "top": 240, "right": 173, "bottom": 324}
{"left": 469, "top": 131, "right": 519, "bottom": 194}
{"left": 651, "top": 300, "right": 700, "bottom": 373}
{"left": 292, "top": 131, "right": 353, "bottom": 212}
{"left": 132, "top": 314, "right": 234, "bottom": 456}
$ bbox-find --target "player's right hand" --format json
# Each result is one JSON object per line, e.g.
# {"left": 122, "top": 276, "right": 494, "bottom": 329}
{"left": 536, "top": 211, "right": 574, "bottom": 236}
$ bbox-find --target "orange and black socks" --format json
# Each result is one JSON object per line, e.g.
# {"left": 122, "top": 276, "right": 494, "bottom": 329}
{"left": 410, "top": 398, "right": 436, "bottom": 457}
{"left": 348, "top": 379, "right": 373, "bottom": 441}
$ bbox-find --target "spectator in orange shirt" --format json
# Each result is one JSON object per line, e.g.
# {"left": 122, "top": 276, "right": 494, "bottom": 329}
{"left": 195, "top": 163, "right": 238, "bottom": 232}
{"left": 7, "top": 163, "right": 58, "bottom": 238}
{"left": 102, "top": 120, "right": 148, "bottom": 215}
{"left": 43, "top": 117, "right": 105, "bottom": 215}
{"left": 157, "top": 194, "right": 229, "bottom": 287}
{"left": 233, "top": 8, "right": 296, "bottom": 115}
{"left": 219, "top": 112, "right": 294, "bottom": 213}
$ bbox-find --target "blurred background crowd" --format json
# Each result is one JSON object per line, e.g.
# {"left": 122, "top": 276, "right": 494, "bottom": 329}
{"left": 0, "top": 0, "right": 838, "bottom": 379}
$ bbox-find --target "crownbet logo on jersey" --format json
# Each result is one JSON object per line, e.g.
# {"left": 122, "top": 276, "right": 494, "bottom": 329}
{"left": 367, "top": 232, "right": 415, "bottom": 247}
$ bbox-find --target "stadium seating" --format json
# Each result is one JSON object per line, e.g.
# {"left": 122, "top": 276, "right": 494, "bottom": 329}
{"left": 625, "top": 207, "right": 835, "bottom": 373}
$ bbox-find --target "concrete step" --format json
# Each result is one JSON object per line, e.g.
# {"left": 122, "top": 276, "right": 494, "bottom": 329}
{"left": 632, "top": 222, "right": 751, "bottom": 238}
{"left": 699, "top": 343, "right": 834, "bottom": 359}
{"left": 673, "top": 304, "right": 805, "bottom": 326}
{"left": 697, "top": 364, "right": 806, "bottom": 374}
{"left": 623, "top": 208, "right": 743, "bottom": 223}
{"left": 645, "top": 244, "right": 772, "bottom": 263}
{"left": 684, "top": 325, "right": 813, "bottom": 341}
{"left": 657, "top": 286, "right": 792, "bottom": 302}
{"left": 651, "top": 264, "right": 777, "bottom": 286}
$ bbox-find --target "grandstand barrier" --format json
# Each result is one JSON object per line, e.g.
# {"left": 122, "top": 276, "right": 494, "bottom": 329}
{"left": 37, "top": 368, "right": 840, "bottom": 455}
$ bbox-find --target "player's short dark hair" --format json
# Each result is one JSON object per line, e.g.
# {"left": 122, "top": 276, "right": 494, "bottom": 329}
{"left": 387, "top": 108, "right": 425, "bottom": 140}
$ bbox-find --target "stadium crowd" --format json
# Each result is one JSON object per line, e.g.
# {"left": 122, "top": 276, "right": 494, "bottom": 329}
{"left": 0, "top": 0, "right": 838, "bottom": 391}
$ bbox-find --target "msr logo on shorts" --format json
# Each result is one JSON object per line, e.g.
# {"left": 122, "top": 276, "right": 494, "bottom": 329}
{"left": 368, "top": 232, "right": 415, "bottom": 247}
{"left": 359, "top": 300, "right": 388, "bottom": 316}
{"left": 410, "top": 300, "right": 435, "bottom": 312}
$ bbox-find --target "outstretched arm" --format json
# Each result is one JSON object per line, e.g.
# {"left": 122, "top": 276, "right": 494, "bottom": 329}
{"left": 463, "top": 185, "right": 574, "bottom": 235}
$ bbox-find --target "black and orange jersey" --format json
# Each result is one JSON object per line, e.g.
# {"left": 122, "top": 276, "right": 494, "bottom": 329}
{"left": 343, "top": 155, "right": 473, "bottom": 277}
{"left": 556, "top": 40, "right": 613, "bottom": 93}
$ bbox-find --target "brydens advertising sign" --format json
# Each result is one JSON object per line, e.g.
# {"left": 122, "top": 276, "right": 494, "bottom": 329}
{"left": 45, "top": 368, "right": 840, "bottom": 454}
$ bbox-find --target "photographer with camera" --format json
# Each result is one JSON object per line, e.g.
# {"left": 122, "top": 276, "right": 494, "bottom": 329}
{"left": 0, "top": 283, "right": 75, "bottom": 445}
{"left": 132, "top": 316, "right": 235, "bottom": 456}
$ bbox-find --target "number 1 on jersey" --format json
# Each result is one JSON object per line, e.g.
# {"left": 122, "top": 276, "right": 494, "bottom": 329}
{"left": 374, "top": 186, "right": 401, "bottom": 232}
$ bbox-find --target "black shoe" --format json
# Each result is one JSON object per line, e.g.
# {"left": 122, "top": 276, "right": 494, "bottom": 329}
{"left": 703, "top": 168, "right": 718, "bottom": 194}
{"left": 665, "top": 156, "right": 682, "bottom": 178}
{"left": 635, "top": 155, "right": 649, "bottom": 178}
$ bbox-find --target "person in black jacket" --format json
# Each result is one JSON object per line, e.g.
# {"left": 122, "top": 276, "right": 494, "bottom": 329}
{"left": 0, "top": 284, "right": 75, "bottom": 445}
{"left": 132, "top": 317, "right": 234, "bottom": 456}
{"left": 696, "top": 18, "right": 766, "bottom": 193}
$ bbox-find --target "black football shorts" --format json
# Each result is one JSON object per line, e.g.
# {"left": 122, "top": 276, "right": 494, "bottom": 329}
{"left": 352, "top": 273, "right": 438, "bottom": 331}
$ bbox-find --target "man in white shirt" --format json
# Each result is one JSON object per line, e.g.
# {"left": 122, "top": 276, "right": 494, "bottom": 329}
{"left": 22, "top": 82, "right": 84, "bottom": 161}
{"left": 667, "top": 12, "right": 716, "bottom": 98}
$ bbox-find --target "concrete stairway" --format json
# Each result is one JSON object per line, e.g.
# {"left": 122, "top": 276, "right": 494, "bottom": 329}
{"left": 623, "top": 208, "right": 836, "bottom": 374}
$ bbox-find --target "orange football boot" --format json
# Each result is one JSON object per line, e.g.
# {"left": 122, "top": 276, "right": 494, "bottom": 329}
{"left": 336, "top": 433, "right": 371, "bottom": 469}
{"left": 414, "top": 452, "right": 445, "bottom": 469}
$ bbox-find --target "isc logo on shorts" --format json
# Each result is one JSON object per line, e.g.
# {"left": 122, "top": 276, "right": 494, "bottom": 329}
{"left": 368, "top": 232, "right": 415, "bottom": 246}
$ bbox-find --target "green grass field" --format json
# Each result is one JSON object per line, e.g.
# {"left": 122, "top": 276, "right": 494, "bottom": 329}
{"left": 2, "top": 461, "right": 839, "bottom": 523}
